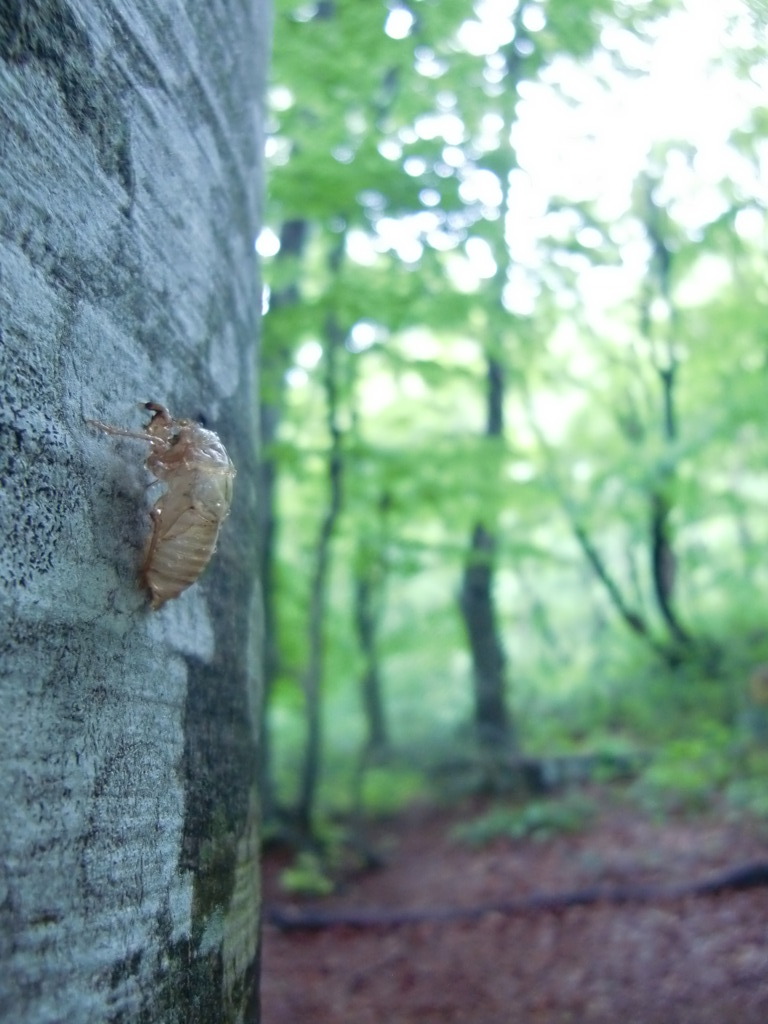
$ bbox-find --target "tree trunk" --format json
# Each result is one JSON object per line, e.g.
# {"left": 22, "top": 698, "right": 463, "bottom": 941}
{"left": 641, "top": 179, "right": 692, "bottom": 654}
{"left": 258, "top": 218, "right": 309, "bottom": 820}
{"left": 295, "top": 319, "right": 345, "bottom": 837}
{"left": 455, "top": 9, "right": 525, "bottom": 755}
{"left": 0, "top": 3, "right": 267, "bottom": 1021}
{"left": 459, "top": 354, "right": 513, "bottom": 751}
{"left": 354, "top": 568, "right": 389, "bottom": 756}
{"left": 460, "top": 522, "right": 514, "bottom": 750}
{"left": 648, "top": 365, "right": 690, "bottom": 649}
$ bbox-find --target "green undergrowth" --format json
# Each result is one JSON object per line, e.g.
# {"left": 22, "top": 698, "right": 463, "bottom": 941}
{"left": 279, "top": 851, "right": 335, "bottom": 897}
{"left": 451, "top": 793, "right": 597, "bottom": 846}
{"left": 725, "top": 764, "right": 768, "bottom": 821}
{"left": 630, "top": 723, "right": 768, "bottom": 822}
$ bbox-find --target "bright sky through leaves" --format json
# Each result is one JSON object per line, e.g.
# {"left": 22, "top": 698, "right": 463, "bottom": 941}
{"left": 259, "top": 0, "right": 764, "bottom": 293}
{"left": 379, "top": 0, "right": 762, "bottom": 287}
{"left": 258, "top": 0, "right": 766, "bottom": 374}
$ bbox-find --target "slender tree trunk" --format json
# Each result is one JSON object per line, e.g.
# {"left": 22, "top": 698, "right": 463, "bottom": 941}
{"left": 460, "top": 356, "right": 514, "bottom": 752}
{"left": 0, "top": 3, "right": 266, "bottom": 1020}
{"left": 456, "top": 15, "right": 528, "bottom": 754}
{"left": 648, "top": 364, "right": 691, "bottom": 648}
{"left": 460, "top": 523, "right": 514, "bottom": 750}
{"left": 351, "top": 489, "right": 391, "bottom": 757}
{"left": 296, "top": 319, "right": 345, "bottom": 836}
{"left": 642, "top": 180, "right": 692, "bottom": 653}
{"left": 258, "top": 218, "right": 309, "bottom": 820}
{"left": 354, "top": 565, "right": 389, "bottom": 756}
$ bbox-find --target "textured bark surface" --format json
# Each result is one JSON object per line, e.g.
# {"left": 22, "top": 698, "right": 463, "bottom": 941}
{"left": 0, "top": 2, "right": 267, "bottom": 1021}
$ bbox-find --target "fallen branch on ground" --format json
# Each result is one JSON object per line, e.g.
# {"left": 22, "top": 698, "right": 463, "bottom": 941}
{"left": 268, "top": 861, "right": 768, "bottom": 932}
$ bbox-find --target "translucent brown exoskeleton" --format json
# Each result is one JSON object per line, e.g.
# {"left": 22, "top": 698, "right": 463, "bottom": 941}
{"left": 88, "top": 402, "right": 236, "bottom": 609}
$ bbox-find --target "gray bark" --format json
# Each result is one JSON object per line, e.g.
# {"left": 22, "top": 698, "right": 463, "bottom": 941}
{"left": 459, "top": 356, "right": 513, "bottom": 753}
{"left": 0, "top": 2, "right": 267, "bottom": 1022}
{"left": 296, "top": 318, "right": 344, "bottom": 837}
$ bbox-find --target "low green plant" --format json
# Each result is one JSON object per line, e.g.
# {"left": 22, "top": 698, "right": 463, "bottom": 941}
{"left": 632, "top": 725, "right": 733, "bottom": 817}
{"left": 725, "top": 777, "right": 768, "bottom": 820}
{"left": 360, "top": 763, "right": 429, "bottom": 815}
{"left": 279, "top": 851, "right": 334, "bottom": 897}
{"left": 451, "top": 794, "right": 596, "bottom": 846}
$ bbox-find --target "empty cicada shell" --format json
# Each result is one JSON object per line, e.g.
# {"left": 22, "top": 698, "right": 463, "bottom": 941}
{"left": 88, "top": 402, "right": 236, "bottom": 609}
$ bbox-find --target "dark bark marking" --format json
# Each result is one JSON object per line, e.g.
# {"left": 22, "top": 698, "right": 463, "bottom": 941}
{"left": 0, "top": 0, "right": 134, "bottom": 199}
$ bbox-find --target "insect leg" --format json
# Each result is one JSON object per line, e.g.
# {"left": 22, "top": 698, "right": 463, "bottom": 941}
{"left": 140, "top": 505, "right": 166, "bottom": 607}
{"left": 86, "top": 417, "right": 169, "bottom": 451}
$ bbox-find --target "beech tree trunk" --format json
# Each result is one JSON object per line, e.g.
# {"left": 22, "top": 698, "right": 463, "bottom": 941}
{"left": 460, "top": 356, "right": 514, "bottom": 752}
{"left": 296, "top": 319, "right": 345, "bottom": 837}
{"left": 460, "top": 522, "right": 514, "bottom": 750}
{"left": 354, "top": 567, "right": 389, "bottom": 756}
{"left": 258, "top": 217, "right": 308, "bottom": 820}
{"left": 0, "top": 2, "right": 267, "bottom": 1021}
{"left": 642, "top": 177, "right": 692, "bottom": 657}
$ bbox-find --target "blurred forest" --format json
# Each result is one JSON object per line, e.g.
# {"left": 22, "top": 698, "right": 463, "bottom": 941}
{"left": 257, "top": 0, "right": 768, "bottom": 851}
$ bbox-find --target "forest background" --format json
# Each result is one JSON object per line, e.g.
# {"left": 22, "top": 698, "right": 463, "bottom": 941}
{"left": 257, "top": 0, "right": 768, "bottom": 855}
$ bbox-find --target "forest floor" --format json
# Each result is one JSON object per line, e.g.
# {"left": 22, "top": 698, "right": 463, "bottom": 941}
{"left": 260, "top": 790, "right": 768, "bottom": 1024}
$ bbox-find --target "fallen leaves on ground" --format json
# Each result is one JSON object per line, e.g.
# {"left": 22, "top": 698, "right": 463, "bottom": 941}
{"left": 261, "top": 795, "right": 768, "bottom": 1024}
